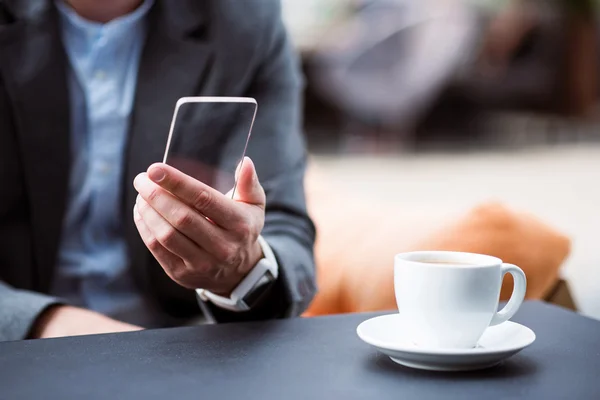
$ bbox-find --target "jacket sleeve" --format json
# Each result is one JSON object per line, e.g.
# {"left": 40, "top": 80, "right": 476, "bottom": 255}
{"left": 0, "top": 281, "right": 62, "bottom": 341}
{"left": 202, "top": 0, "right": 317, "bottom": 322}
{"left": 0, "top": 66, "right": 63, "bottom": 341}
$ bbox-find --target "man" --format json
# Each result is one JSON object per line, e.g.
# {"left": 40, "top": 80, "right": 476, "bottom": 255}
{"left": 0, "top": 0, "right": 316, "bottom": 341}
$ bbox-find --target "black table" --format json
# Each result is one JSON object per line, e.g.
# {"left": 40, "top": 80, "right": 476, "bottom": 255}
{"left": 1, "top": 301, "right": 599, "bottom": 399}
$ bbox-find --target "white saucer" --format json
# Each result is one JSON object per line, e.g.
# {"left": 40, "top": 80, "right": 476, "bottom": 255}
{"left": 356, "top": 314, "right": 536, "bottom": 372}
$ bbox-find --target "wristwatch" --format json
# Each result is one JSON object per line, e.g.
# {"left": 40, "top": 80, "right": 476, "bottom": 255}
{"left": 196, "top": 236, "right": 278, "bottom": 312}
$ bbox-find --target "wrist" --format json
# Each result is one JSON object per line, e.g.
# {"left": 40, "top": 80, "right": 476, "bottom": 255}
{"left": 30, "top": 305, "right": 141, "bottom": 339}
{"left": 30, "top": 304, "right": 71, "bottom": 339}
{"left": 245, "top": 239, "right": 265, "bottom": 275}
{"left": 213, "top": 240, "right": 265, "bottom": 297}
{"left": 197, "top": 236, "right": 279, "bottom": 313}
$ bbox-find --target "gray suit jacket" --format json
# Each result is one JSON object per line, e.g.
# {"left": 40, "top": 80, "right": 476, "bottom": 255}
{"left": 0, "top": 0, "right": 316, "bottom": 341}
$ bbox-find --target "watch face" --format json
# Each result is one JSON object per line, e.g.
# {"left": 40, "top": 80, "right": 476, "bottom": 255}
{"left": 242, "top": 270, "right": 275, "bottom": 308}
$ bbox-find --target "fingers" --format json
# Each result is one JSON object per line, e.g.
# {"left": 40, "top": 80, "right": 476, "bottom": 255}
{"left": 134, "top": 201, "right": 223, "bottom": 289}
{"left": 133, "top": 204, "right": 187, "bottom": 282}
{"left": 143, "top": 163, "right": 239, "bottom": 229}
{"left": 134, "top": 178, "right": 241, "bottom": 263}
{"left": 135, "top": 195, "right": 204, "bottom": 261}
{"left": 232, "top": 157, "right": 266, "bottom": 207}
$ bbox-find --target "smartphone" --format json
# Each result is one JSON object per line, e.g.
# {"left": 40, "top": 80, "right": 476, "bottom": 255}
{"left": 162, "top": 97, "right": 258, "bottom": 198}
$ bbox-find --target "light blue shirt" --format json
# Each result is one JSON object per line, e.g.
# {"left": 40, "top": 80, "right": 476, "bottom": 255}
{"left": 53, "top": 0, "right": 157, "bottom": 325}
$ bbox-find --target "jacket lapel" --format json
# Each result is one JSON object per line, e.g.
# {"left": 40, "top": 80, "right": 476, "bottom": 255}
{"left": 124, "top": 0, "right": 214, "bottom": 296}
{"left": 0, "top": 1, "right": 71, "bottom": 291}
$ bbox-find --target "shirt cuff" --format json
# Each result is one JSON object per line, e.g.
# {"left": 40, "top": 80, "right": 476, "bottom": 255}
{"left": 196, "top": 235, "right": 279, "bottom": 315}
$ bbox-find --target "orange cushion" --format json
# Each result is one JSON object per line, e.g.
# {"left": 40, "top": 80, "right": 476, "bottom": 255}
{"left": 303, "top": 169, "right": 571, "bottom": 317}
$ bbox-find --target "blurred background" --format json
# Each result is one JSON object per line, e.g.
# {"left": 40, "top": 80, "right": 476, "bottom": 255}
{"left": 281, "top": 0, "right": 600, "bottom": 319}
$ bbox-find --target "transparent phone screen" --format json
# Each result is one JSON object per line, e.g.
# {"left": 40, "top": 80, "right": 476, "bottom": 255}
{"left": 163, "top": 98, "right": 257, "bottom": 197}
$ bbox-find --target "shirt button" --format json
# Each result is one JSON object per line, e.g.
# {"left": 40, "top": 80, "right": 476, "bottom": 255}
{"left": 98, "top": 163, "right": 111, "bottom": 174}
{"left": 94, "top": 70, "right": 107, "bottom": 80}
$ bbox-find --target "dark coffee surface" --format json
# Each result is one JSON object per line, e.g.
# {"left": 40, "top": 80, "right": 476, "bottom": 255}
{"left": 1, "top": 302, "right": 598, "bottom": 399}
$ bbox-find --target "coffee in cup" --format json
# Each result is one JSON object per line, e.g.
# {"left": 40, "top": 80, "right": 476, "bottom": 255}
{"left": 394, "top": 251, "right": 526, "bottom": 349}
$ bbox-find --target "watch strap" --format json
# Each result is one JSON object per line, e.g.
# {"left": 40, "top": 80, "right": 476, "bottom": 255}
{"left": 196, "top": 236, "right": 278, "bottom": 312}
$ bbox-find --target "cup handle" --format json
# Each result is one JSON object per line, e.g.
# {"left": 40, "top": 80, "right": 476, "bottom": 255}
{"left": 489, "top": 263, "right": 527, "bottom": 326}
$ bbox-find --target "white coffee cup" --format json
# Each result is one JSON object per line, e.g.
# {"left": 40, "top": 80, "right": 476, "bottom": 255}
{"left": 394, "top": 251, "right": 526, "bottom": 349}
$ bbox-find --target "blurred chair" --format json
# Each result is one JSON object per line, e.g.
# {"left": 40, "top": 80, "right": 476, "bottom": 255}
{"left": 302, "top": 164, "right": 572, "bottom": 316}
{"left": 418, "top": 0, "right": 599, "bottom": 142}
{"left": 302, "top": 0, "right": 598, "bottom": 147}
{"left": 305, "top": 0, "right": 479, "bottom": 137}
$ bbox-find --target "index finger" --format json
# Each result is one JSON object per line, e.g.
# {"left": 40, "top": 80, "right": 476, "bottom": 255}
{"left": 145, "top": 162, "right": 240, "bottom": 229}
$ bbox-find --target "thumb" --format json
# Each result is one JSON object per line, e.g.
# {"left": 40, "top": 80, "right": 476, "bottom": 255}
{"left": 233, "top": 157, "right": 265, "bottom": 207}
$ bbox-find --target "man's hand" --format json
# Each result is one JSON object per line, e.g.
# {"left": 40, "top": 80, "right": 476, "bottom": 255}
{"left": 31, "top": 305, "right": 142, "bottom": 339}
{"left": 133, "top": 157, "right": 266, "bottom": 295}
